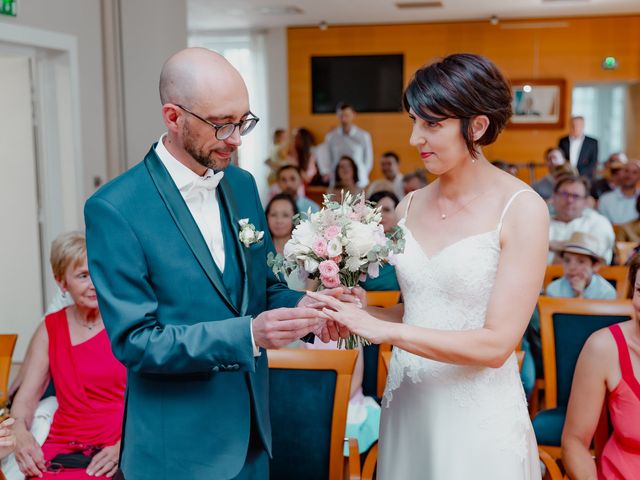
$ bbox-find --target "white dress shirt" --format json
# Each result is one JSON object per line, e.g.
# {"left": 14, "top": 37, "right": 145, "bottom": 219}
{"left": 324, "top": 125, "right": 374, "bottom": 188}
{"left": 156, "top": 134, "right": 225, "bottom": 271}
{"left": 568, "top": 135, "right": 585, "bottom": 168}
{"left": 548, "top": 208, "right": 615, "bottom": 264}
{"left": 155, "top": 134, "right": 259, "bottom": 355}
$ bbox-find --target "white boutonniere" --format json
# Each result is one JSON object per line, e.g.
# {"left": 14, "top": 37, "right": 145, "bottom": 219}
{"left": 238, "top": 218, "right": 264, "bottom": 248}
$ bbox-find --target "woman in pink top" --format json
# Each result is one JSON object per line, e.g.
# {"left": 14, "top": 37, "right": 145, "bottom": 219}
{"left": 562, "top": 254, "right": 640, "bottom": 479}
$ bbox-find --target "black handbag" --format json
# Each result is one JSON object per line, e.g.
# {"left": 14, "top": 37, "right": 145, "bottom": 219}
{"left": 49, "top": 451, "right": 96, "bottom": 469}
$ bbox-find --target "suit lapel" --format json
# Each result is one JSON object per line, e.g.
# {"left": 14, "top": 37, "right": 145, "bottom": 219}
{"left": 144, "top": 148, "right": 239, "bottom": 315}
{"left": 217, "top": 178, "right": 250, "bottom": 316}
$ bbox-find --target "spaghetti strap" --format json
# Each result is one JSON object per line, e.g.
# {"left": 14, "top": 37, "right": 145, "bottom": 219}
{"left": 497, "top": 189, "right": 536, "bottom": 232}
{"left": 608, "top": 323, "right": 636, "bottom": 384}
{"left": 403, "top": 191, "right": 416, "bottom": 220}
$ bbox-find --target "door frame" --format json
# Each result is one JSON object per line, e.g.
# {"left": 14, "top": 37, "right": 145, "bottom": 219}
{"left": 0, "top": 24, "right": 84, "bottom": 307}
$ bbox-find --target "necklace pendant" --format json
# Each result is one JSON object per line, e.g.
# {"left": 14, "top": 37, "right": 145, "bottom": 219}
{"left": 441, "top": 213, "right": 446, "bottom": 220}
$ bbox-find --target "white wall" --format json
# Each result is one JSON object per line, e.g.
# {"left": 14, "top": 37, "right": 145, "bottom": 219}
{"left": 264, "top": 27, "right": 289, "bottom": 134}
{"left": 0, "top": 0, "right": 106, "bottom": 199}
{"left": 120, "top": 0, "right": 188, "bottom": 167}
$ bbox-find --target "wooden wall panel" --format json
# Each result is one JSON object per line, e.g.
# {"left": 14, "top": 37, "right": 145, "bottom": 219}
{"left": 288, "top": 15, "right": 640, "bottom": 183}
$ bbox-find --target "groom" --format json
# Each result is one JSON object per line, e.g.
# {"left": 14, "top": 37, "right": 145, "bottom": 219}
{"left": 85, "top": 48, "right": 344, "bottom": 479}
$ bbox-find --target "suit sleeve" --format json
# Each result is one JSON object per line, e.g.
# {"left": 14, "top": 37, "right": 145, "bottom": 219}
{"left": 85, "top": 196, "right": 256, "bottom": 375}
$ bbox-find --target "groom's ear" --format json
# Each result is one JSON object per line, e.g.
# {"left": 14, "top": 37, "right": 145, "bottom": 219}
{"left": 161, "top": 104, "right": 182, "bottom": 132}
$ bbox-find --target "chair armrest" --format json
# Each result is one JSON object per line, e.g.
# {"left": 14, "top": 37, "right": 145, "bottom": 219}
{"left": 344, "top": 437, "right": 361, "bottom": 480}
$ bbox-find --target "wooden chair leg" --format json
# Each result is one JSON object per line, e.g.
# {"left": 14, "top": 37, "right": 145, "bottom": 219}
{"left": 344, "top": 438, "right": 361, "bottom": 480}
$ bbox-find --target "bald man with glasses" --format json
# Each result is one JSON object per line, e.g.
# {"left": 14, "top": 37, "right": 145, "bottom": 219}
{"left": 84, "top": 48, "right": 349, "bottom": 480}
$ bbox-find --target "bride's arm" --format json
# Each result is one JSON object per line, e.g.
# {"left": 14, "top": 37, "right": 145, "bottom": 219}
{"left": 367, "top": 304, "right": 404, "bottom": 323}
{"left": 313, "top": 192, "right": 548, "bottom": 366}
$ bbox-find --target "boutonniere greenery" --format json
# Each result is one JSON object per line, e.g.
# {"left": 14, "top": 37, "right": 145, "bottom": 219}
{"left": 238, "top": 218, "right": 264, "bottom": 248}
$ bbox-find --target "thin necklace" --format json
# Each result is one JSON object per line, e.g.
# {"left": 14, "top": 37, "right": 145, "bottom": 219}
{"left": 437, "top": 188, "right": 486, "bottom": 221}
{"left": 70, "top": 307, "right": 100, "bottom": 331}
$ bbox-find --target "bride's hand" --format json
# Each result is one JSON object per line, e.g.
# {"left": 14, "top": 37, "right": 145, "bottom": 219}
{"left": 306, "top": 291, "right": 391, "bottom": 344}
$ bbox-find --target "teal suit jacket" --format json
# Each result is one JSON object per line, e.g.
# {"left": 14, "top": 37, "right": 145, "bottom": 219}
{"left": 85, "top": 147, "right": 303, "bottom": 479}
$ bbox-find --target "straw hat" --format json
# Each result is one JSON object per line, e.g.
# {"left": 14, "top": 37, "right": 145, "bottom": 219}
{"left": 560, "top": 232, "right": 605, "bottom": 263}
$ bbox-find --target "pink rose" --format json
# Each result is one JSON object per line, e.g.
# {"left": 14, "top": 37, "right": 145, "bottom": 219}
{"left": 331, "top": 255, "right": 342, "bottom": 264}
{"left": 318, "top": 260, "right": 339, "bottom": 278}
{"left": 323, "top": 225, "right": 341, "bottom": 240}
{"left": 321, "top": 275, "right": 340, "bottom": 289}
{"left": 312, "top": 239, "right": 328, "bottom": 257}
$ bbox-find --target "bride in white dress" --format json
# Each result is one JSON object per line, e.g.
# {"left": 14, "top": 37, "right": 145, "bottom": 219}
{"left": 311, "top": 54, "right": 548, "bottom": 479}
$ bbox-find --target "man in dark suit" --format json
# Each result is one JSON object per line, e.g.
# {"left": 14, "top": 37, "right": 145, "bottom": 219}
{"left": 558, "top": 115, "right": 599, "bottom": 181}
{"left": 85, "top": 48, "right": 347, "bottom": 480}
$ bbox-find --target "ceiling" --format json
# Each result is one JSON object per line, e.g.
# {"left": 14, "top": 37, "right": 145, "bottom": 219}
{"left": 188, "top": 0, "right": 640, "bottom": 32}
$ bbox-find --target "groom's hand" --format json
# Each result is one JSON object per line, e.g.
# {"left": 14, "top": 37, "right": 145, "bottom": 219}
{"left": 299, "top": 287, "right": 356, "bottom": 342}
{"left": 252, "top": 307, "right": 324, "bottom": 349}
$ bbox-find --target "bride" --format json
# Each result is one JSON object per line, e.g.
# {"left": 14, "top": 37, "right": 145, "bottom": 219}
{"left": 311, "top": 53, "right": 548, "bottom": 479}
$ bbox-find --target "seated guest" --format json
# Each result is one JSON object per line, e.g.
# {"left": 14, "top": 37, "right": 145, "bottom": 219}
{"left": 532, "top": 148, "right": 567, "bottom": 200}
{"left": 12, "top": 232, "right": 126, "bottom": 479}
{"left": 592, "top": 152, "right": 628, "bottom": 201}
{"left": 548, "top": 174, "right": 615, "bottom": 264}
{"left": 287, "top": 127, "right": 318, "bottom": 186}
{"left": 366, "top": 152, "right": 404, "bottom": 200}
{"left": 491, "top": 160, "right": 518, "bottom": 176}
{"left": 546, "top": 232, "right": 616, "bottom": 299}
{"left": 265, "top": 193, "right": 308, "bottom": 292}
{"left": 361, "top": 191, "right": 400, "bottom": 291}
{"left": 327, "top": 155, "right": 363, "bottom": 198}
{"left": 402, "top": 170, "right": 428, "bottom": 196}
{"left": 598, "top": 159, "right": 640, "bottom": 224}
{"left": 616, "top": 195, "right": 640, "bottom": 242}
{"left": 562, "top": 253, "right": 640, "bottom": 479}
{"left": 276, "top": 165, "right": 320, "bottom": 213}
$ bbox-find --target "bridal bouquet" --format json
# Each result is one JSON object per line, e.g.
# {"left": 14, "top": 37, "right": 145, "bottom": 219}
{"left": 267, "top": 191, "right": 405, "bottom": 349}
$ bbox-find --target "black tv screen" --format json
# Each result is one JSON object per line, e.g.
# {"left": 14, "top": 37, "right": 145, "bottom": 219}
{"left": 311, "top": 54, "right": 404, "bottom": 114}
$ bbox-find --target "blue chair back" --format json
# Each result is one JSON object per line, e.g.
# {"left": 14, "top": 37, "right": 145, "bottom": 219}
{"left": 268, "top": 349, "right": 357, "bottom": 480}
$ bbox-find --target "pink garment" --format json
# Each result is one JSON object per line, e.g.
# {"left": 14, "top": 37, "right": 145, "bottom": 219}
{"left": 599, "top": 324, "right": 640, "bottom": 479}
{"left": 31, "top": 309, "right": 127, "bottom": 480}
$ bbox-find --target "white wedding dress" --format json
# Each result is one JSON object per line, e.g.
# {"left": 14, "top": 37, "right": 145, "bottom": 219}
{"left": 377, "top": 189, "right": 540, "bottom": 480}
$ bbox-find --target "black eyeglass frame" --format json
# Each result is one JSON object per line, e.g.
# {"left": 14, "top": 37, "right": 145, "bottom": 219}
{"left": 176, "top": 104, "right": 259, "bottom": 141}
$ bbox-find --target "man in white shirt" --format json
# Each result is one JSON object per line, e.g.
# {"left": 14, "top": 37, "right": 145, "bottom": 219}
{"left": 598, "top": 160, "right": 640, "bottom": 224}
{"left": 84, "top": 48, "right": 347, "bottom": 480}
{"left": 558, "top": 116, "right": 599, "bottom": 181}
{"left": 322, "top": 103, "right": 373, "bottom": 188}
{"left": 366, "top": 151, "right": 404, "bottom": 200}
{"left": 548, "top": 174, "right": 614, "bottom": 264}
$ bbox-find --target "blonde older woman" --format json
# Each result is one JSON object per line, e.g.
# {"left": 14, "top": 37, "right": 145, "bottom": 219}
{"left": 12, "top": 232, "right": 126, "bottom": 479}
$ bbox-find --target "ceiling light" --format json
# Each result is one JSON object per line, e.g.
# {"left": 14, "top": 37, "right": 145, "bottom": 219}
{"left": 395, "top": 2, "right": 443, "bottom": 9}
{"left": 258, "top": 6, "right": 304, "bottom": 15}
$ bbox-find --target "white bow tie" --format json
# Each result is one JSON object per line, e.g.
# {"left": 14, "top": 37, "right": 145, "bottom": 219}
{"left": 183, "top": 171, "right": 224, "bottom": 200}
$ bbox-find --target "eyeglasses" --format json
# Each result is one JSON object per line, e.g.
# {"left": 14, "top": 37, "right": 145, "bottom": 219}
{"left": 176, "top": 105, "right": 259, "bottom": 141}
{"left": 555, "top": 191, "right": 586, "bottom": 201}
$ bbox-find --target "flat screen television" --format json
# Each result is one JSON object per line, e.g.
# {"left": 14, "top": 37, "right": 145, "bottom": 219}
{"left": 311, "top": 54, "right": 404, "bottom": 114}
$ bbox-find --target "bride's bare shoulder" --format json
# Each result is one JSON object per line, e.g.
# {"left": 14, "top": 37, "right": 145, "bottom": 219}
{"left": 395, "top": 183, "right": 437, "bottom": 218}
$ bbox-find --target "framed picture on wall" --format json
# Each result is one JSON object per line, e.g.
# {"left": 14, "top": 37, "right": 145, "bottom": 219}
{"left": 508, "top": 79, "right": 566, "bottom": 129}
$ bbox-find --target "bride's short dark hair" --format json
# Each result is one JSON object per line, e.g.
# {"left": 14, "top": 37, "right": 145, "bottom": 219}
{"left": 403, "top": 53, "right": 512, "bottom": 157}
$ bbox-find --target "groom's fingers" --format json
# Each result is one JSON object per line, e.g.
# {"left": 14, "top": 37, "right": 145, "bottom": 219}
{"left": 274, "top": 318, "right": 322, "bottom": 332}
{"left": 271, "top": 307, "right": 326, "bottom": 320}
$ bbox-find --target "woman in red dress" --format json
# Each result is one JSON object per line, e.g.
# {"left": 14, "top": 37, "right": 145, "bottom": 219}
{"left": 12, "top": 231, "right": 126, "bottom": 479}
{"left": 562, "top": 253, "right": 640, "bottom": 479}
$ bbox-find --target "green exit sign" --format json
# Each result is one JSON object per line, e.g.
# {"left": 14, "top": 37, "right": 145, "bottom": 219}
{"left": 1, "top": 0, "right": 17, "bottom": 16}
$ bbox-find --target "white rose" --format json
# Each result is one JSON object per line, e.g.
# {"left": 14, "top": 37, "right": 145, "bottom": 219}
{"left": 304, "top": 257, "right": 319, "bottom": 274}
{"left": 283, "top": 241, "right": 311, "bottom": 262}
{"left": 238, "top": 218, "right": 249, "bottom": 227}
{"left": 326, "top": 238, "right": 342, "bottom": 257}
{"left": 291, "top": 220, "right": 317, "bottom": 248}
{"left": 239, "top": 228, "right": 255, "bottom": 246}
{"left": 345, "top": 222, "right": 377, "bottom": 257}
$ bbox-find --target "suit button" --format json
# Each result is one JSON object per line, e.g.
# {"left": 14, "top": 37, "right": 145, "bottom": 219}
{"left": 232, "top": 364, "right": 240, "bottom": 370}
{"left": 212, "top": 366, "right": 220, "bottom": 372}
